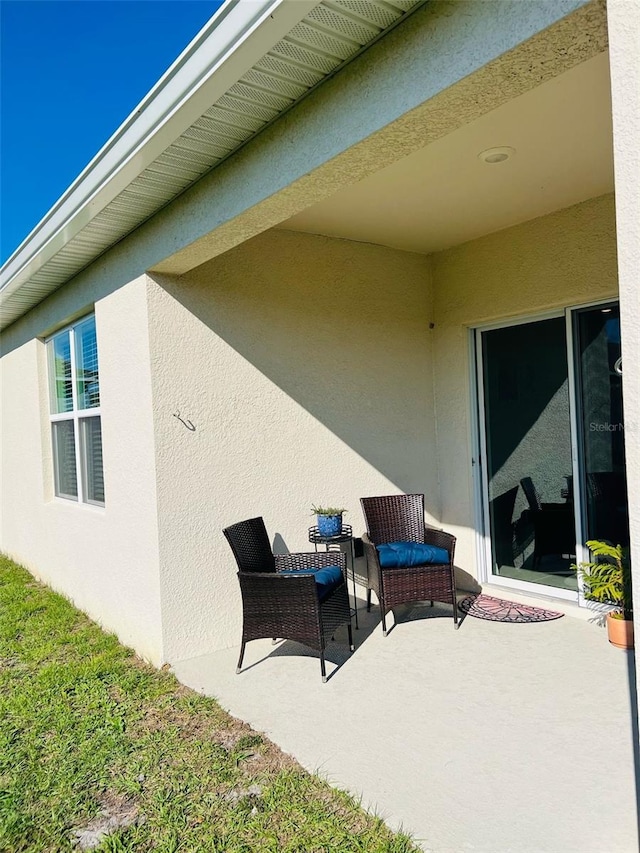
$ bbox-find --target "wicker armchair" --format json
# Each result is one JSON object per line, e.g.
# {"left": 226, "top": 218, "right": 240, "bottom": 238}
{"left": 360, "top": 494, "right": 459, "bottom": 635}
{"left": 223, "top": 517, "right": 354, "bottom": 682}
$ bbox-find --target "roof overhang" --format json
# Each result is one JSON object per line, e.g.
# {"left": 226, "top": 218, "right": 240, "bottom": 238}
{"left": 0, "top": 0, "right": 425, "bottom": 330}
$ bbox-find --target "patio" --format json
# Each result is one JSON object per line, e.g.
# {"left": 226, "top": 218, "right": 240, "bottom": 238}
{"left": 173, "top": 594, "right": 639, "bottom": 852}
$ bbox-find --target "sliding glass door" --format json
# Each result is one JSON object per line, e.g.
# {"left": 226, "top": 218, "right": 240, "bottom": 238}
{"left": 476, "top": 302, "right": 629, "bottom": 599}
{"left": 573, "top": 303, "right": 629, "bottom": 551}
{"left": 479, "top": 316, "right": 577, "bottom": 594}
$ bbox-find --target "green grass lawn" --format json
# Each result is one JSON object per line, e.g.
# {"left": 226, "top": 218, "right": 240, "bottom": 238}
{"left": 0, "top": 555, "right": 418, "bottom": 852}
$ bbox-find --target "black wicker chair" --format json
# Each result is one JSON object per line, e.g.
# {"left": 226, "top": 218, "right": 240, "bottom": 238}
{"left": 360, "top": 494, "right": 458, "bottom": 635}
{"left": 223, "top": 517, "right": 354, "bottom": 682}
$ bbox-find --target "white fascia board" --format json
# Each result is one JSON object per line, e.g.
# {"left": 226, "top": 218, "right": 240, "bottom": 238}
{"left": 0, "top": 0, "right": 319, "bottom": 299}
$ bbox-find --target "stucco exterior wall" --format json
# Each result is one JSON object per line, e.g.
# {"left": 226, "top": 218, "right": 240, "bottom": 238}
{"left": 431, "top": 193, "right": 619, "bottom": 576}
{"left": 148, "top": 196, "right": 619, "bottom": 663}
{"left": 147, "top": 230, "right": 436, "bottom": 662}
{"left": 0, "top": 277, "right": 163, "bottom": 663}
{"left": 0, "top": 1, "right": 624, "bottom": 675}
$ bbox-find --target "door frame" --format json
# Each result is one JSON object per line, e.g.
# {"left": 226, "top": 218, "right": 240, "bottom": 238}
{"left": 471, "top": 298, "right": 620, "bottom": 603}
{"left": 472, "top": 309, "right": 577, "bottom": 601}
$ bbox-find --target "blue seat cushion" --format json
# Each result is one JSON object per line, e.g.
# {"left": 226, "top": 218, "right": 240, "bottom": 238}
{"left": 376, "top": 541, "right": 449, "bottom": 568}
{"left": 278, "top": 565, "right": 343, "bottom": 601}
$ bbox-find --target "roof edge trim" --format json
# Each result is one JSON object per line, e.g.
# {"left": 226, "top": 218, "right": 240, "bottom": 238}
{"left": 0, "top": 0, "right": 319, "bottom": 298}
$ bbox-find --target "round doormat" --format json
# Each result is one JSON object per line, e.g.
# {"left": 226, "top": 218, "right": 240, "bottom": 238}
{"left": 459, "top": 594, "right": 564, "bottom": 623}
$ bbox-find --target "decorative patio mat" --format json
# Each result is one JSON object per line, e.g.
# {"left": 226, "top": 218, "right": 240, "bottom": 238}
{"left": 459, "top": 594, "right": 564, "bottom": 623}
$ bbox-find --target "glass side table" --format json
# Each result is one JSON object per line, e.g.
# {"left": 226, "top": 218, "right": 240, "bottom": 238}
{"left": 308, "top": 524, "right": 358, "bottom": 629}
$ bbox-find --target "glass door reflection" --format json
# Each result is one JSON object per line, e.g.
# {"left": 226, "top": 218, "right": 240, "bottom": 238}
{"left": 481, "top": 318, "right": 577, "bottom": 592}
{"left": 574, "top": 303, "right": 629, "bottom": 550}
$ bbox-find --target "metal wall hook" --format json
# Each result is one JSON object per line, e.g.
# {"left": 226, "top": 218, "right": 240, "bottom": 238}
{"left": 173, "top": 411, "right": 196, "bottom": 431}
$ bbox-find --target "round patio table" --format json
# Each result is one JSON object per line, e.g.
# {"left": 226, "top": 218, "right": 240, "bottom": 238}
{"left": 308, "top": 525, "right": 358, "bottom": 629}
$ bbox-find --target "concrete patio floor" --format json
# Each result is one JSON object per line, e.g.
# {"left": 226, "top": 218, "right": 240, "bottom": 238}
{"left": 172, "top": 596, "right": 639, "bottom": 852}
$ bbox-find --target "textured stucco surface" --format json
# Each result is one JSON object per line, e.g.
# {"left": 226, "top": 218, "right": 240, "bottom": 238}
{"left": 607, "top": 0, "right": 640, "bottom": 731}
{"left": 4, "top": 2, "right": 605, "bottom": 359}
{"left": 0, "top": 0, "right": 624, "bottom": 672}
{"left": 2, "top": 196, "right": 617, "bottom": 667}
{"left": 152, "top": 0, "right": 606, "bottom": 276}
{"left": 150, "top": 196, "right": 619, "bottom": 663}
{"left": 0, "top": 278, "right": 163, "bottom": 663}
{"left": 0, "top": 0, "right": 602, "bottom": 337}
{"left": 431, "top": 194, "right": 619, "bottom": 576}
{"left": 146, "top": 231, "right": 437, "bottom": 662}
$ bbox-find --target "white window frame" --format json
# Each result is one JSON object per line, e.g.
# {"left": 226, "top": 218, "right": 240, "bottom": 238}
{"left": 47, "top": 315, "right": 104, "bottom": 507}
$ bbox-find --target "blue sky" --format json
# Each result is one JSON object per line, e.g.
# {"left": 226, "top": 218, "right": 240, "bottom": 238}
{"left": 1, "top": 0, "right": 223, "bottom": 263}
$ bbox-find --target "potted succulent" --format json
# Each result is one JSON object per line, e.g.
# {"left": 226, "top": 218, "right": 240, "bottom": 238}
{"left": 572, "top": 540, "right": 633, "bottom": 649}
{"left": 311, "top": 505, "right": 347, "bottom": 538}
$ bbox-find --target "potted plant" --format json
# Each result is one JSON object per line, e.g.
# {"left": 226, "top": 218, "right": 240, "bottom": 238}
{"left": 572, "top": 540, "right": 633, "bottom": 649}
{"left": 311, "top": 505, "right": 347, "bottom": 538}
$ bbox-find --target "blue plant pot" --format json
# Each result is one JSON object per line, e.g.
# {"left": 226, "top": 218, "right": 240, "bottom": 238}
{"left": 317, "top": 514, "right": 342, "bottom": 537}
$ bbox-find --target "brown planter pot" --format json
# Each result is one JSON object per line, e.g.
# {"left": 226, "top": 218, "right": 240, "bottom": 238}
{"left": 606, "top": 613, "right": 634, "bottom": 650}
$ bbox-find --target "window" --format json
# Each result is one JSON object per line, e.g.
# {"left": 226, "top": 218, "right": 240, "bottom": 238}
{"left": 47, "top": 315, "right": 105, "bottom": 505}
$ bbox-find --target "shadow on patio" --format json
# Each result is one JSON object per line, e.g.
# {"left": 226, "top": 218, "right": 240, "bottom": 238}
{"left": 172, "top": 596, "right": 638, "bottom": 852}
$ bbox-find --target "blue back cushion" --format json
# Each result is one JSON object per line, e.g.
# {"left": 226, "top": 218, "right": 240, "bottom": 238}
{"left": 279, "top": 565, "right": 343, "bottom": 601}
{"left": 376, "top": 541, "right": 449, "bottom": 568}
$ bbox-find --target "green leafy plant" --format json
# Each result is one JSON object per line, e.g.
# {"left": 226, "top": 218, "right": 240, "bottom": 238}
{"left": 571, "top": 540, "right": 632, "bottom": 620}
{"left": 310, "top": 505, "right": 348, "bottom": 516}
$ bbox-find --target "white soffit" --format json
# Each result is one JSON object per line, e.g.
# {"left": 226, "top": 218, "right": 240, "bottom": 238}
{"left": 0, "top": 0, "right": 424, "bottom": 330}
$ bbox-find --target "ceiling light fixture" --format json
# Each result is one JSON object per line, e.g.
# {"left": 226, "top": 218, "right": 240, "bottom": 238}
{"left": 478, "top": 146, "right": 516, "bottom": 164}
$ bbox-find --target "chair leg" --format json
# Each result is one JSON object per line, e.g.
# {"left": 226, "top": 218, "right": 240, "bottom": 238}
{"left": 366, "top": 588, "right": 372, "bottom": 612}
{"left": 320, "top": 648, "right": 327, "bottom": 683}
{"left": 381, "top": 610, "right": 388, "bottom": 637}
{"left": 347, "top": 620, "right": 354, "bottom": 652}
{"left": 452, "top": 594, "right": 460, "bottom": 630}
{"left": 236, "top": 640, "right": 246, "bottom": 674}
{"left": 272, "top": 637, "right": 278, "bottom": 645}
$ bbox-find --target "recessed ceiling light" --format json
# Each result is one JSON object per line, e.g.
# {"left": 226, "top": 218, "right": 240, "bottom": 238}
{"left": 601, "top": 308, "right": 613, "bottom": 313}
{"left": 478, "top": 146, "right": 516, "bottom": 164}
